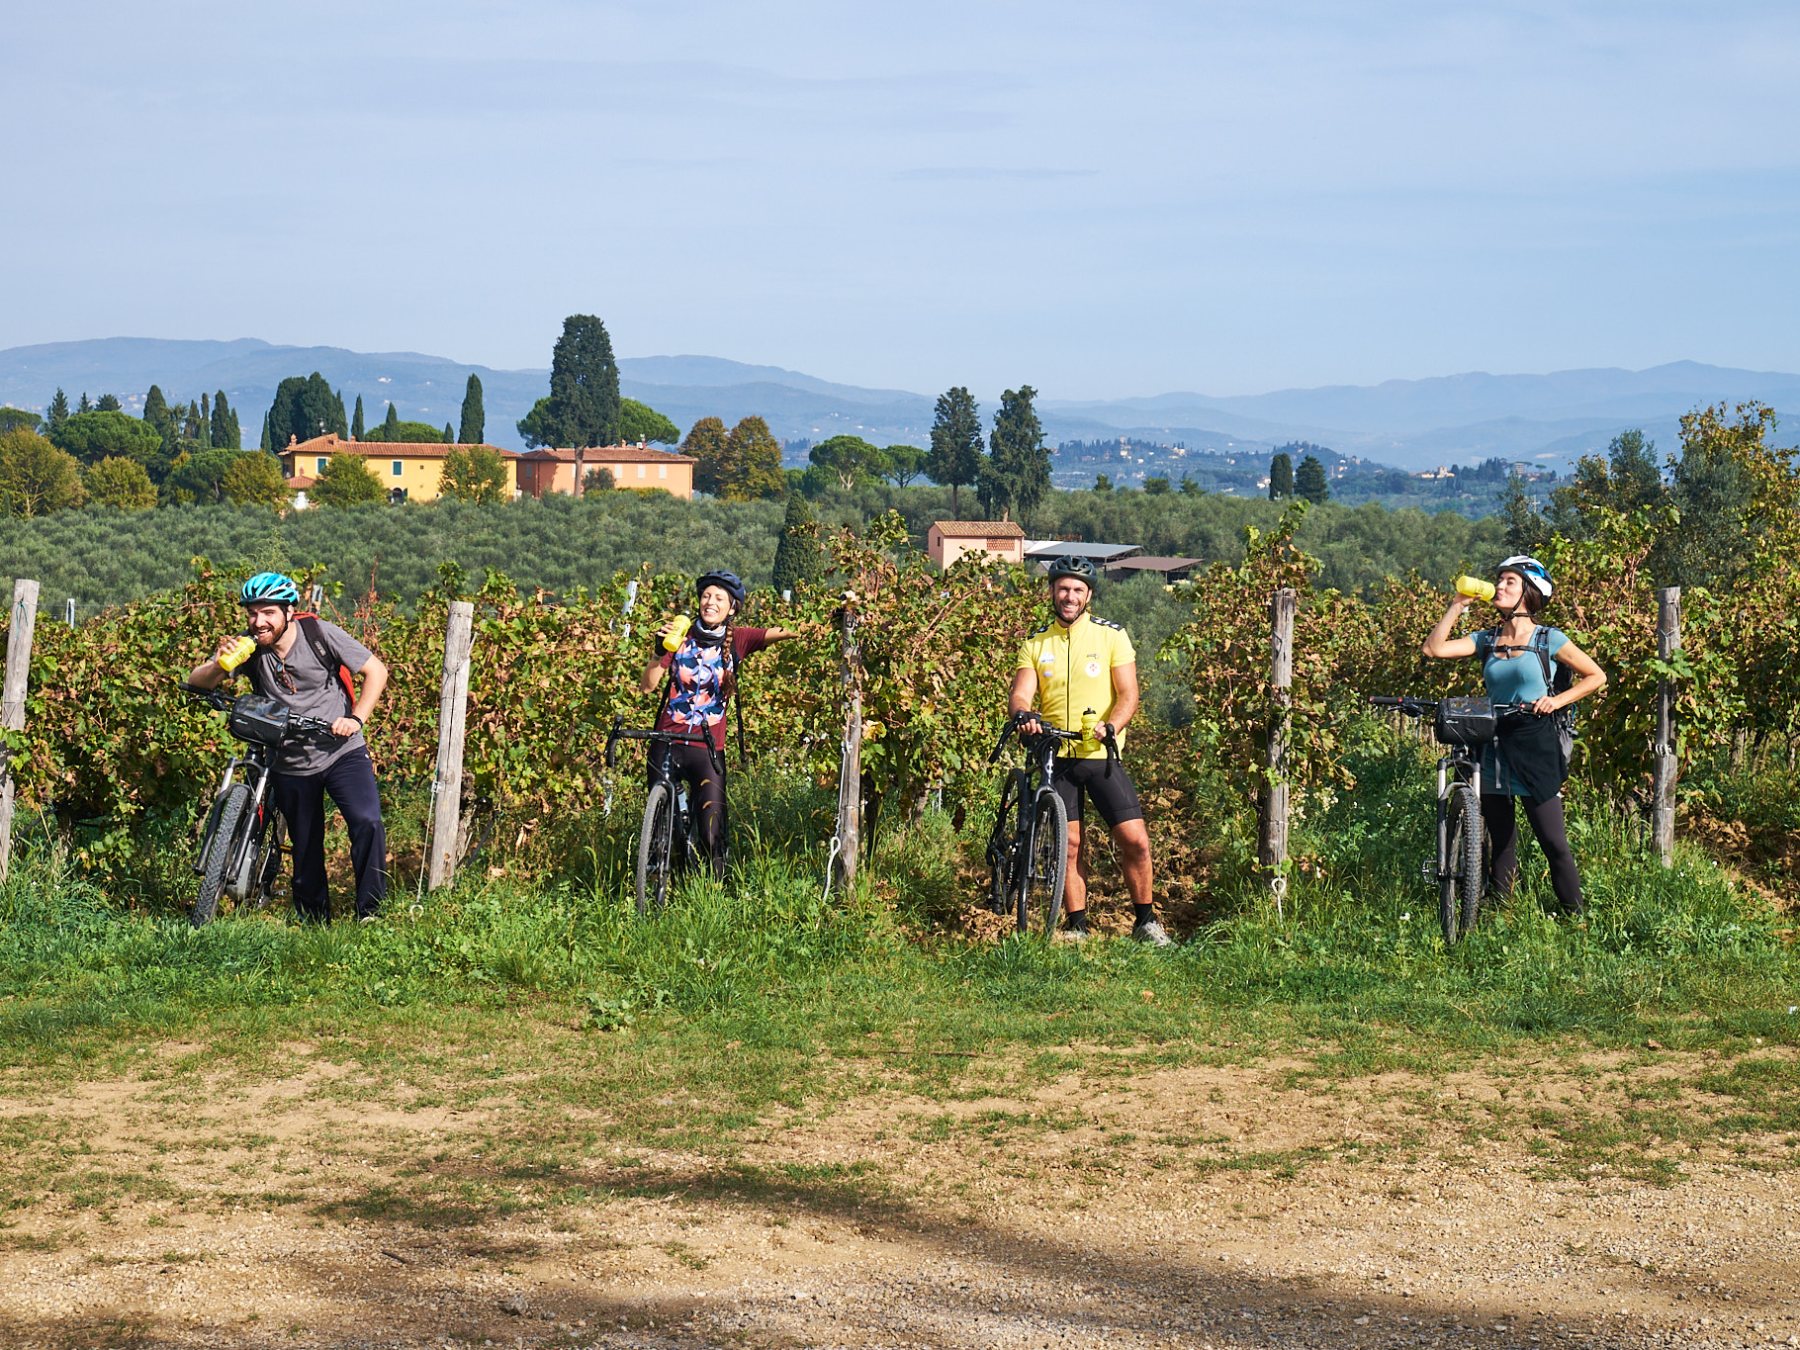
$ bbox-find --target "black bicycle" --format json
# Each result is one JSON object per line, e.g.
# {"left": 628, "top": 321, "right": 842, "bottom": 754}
{"left": 605, "top": 717, "right": 722, "bottom": 915}
{"left": 182, "top": 684, "right": 339, "bottom": 927}
{"left": 984, "top": 710, "right": 1118, "bottom": 936}
{"left": 1369, "top": 695, "right": 1526, "bottom": 945}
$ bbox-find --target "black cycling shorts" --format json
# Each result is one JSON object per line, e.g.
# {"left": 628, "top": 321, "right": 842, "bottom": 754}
{"left": 1051, "top": 756, "right": 1144, "bottom": 829}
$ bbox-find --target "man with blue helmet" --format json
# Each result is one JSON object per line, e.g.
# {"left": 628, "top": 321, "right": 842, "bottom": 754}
{"left": 637, "top": 569, "right": 802, "bottom": 877}
{"left": 187, "top": 572, "right": 391, "bottom": 923}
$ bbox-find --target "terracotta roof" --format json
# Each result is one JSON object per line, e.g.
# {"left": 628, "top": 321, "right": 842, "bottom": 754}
{"left": 520, "top": 443, "right": 695, "bottom": 465}
{"left": 286, "top": 475, "right": 316, "bottom": 489}
{"left": 931, "top": 520, "right": 1025, "bottom": 538}
{"left": 287, "top": 433, "right": 518, "bottom": 460}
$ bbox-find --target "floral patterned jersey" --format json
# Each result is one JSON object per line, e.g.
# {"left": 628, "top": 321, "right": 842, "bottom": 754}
{"left": 654, "top": 627, "right": 771, "bottom": 751}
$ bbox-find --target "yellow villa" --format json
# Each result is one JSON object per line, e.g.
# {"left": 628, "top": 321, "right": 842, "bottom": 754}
{"left": 280, "top": 434, "right": 520, "bottom": 503}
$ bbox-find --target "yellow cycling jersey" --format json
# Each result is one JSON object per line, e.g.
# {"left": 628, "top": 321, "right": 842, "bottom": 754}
{"left": 1016, "top": 612, "right": 1136, "bottom": 758}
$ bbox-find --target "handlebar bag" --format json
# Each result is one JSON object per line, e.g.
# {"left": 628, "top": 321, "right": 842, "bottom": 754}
{"left": 1434, "top": 696, "right": 1497, "bottom": 746}
{"left": 228, "top": 695, "right": 291, "bottom": 747}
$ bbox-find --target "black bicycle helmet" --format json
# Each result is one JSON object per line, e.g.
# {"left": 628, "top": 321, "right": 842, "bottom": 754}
{"left": 696, "top": 570, "right": 747, "bottom": 606}
{"left": 1046, "top": 555, "right": 1099, "bottom": 587}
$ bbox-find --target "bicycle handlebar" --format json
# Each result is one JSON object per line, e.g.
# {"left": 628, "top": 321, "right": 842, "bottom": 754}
{"left": 603, "top": 715, "right": 716, "bottom": 769}
{"left": 987, "top": 709, "right": 1120, "bottom": 766}
{"left": 1369, "top": 695, "right": 1533, "bottom": 717}
{"left": 178, "top": 683, "right": 342, "bottom": 738}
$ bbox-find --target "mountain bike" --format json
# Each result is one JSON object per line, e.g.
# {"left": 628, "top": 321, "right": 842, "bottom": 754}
{"left": 1368, "top": 695, "right": 1525, "bottom": 946}
{"left": 182, "top": 684, "right": 339, "bottom": 928}
{"left": 983, "top": 710, "right": 1118, "bottom": 936}
{"left": 605, "top": 717, "right": 722, "bottom": 915}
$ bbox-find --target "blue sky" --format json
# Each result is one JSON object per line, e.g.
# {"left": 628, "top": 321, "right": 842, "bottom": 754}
{"left": 5, "top": 1, "right": 1798, "bottom": 397}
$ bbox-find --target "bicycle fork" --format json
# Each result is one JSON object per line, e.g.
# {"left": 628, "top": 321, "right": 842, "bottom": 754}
{"left": 1429, "top": 756, "right": 1483, "bottom": 885}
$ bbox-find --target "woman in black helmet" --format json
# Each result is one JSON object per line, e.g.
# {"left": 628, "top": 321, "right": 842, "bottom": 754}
{"left": 1422, "top": 555, "right": 1607, "bottom": 916}
{"left": 638, "top": 569, "right": 801, "bottom": 877}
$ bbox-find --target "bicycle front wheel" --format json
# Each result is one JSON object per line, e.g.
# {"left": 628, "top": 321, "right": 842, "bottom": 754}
{"left": 1019, "top": 790, "right": 1070, "bottom": 936}
{"left": 635, "top": 784, "right": 676, "bottom": 916}
{"left": 986, "top": 771, "right": 1023, "bottom": 917}
{"left": 193, "top": 784, "right": 251, "bottom": 928}
{"left": 1439, "top": 784, "right": 1484, "bottom": 945}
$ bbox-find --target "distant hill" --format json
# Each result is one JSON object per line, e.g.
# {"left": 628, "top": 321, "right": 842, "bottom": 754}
{"left": 1, "top": 338, "right": 1793, "bottom": 471}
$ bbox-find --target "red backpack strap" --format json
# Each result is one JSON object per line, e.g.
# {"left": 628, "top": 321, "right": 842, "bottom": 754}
{"left": 296, "top": 613, "right": 358, "bottom": 715}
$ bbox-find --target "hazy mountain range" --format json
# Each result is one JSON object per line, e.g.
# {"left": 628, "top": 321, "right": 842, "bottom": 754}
{"left": 3, "top": 337, "right": 1796, "bottom": 473}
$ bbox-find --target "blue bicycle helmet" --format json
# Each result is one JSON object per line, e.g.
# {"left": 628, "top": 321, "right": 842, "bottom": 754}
{"left": 696, "top": 570, "right": 747, "bottom": 606}
{"left": 239, "top": 571, "right": 300, "bottom": 607}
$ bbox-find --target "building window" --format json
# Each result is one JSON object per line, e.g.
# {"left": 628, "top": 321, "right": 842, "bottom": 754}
{"left": 316, "top": 457, "right": 328, "bottom": 473}
{"left": 392, "top": 460, "right": 404, "bottom": 477}
{"left": 658, "top": 464, "right": 667, "bottom": 479}
{"left": 637, "top": 464, "right": 647, "bottom": 479}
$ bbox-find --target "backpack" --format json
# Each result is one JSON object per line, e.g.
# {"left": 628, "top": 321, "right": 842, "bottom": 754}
{"left": 250, "top": 613, "right": 358, "bottom": 717}
{"left": 1484, "top": 625, "right": 1576, "bottom": 766}
{"left": 1529, "top": 626, "right": 1578, "bottom": 768}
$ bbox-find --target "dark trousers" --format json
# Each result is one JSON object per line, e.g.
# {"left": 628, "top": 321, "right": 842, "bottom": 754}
{"left": 1483, "top": 792, "right": 1584, "bottom": 916}
{"left": 270, "top": 747, "right": 387, "bottom": 922}
{"left": 663, "top": 742, "right": 727, "bottom": 879}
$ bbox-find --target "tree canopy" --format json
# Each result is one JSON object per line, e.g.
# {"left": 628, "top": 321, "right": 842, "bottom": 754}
{"left": 310, "top": 454, "right": 385, "bottom": 507}
{"left": 0, "top": 429, "right": 85, "bottom": 518}
{"left": 267, "top": 374, "right": 348, "bottom": 451}
{"left": 1269, "top": 451, "right": 1294, "bottom": 499}
{"left": 50, "top": 410, "right": 165, "bottom": 470}
{"left": 441, "top": 446, "right": 510, "bottom": 504}
{"left": 84, "top": 456, "right": 158, "bottom": 511}
{"left": 619, "top": 397, "right": 680, "bottom": 446}
{"left": 808, "top": 435, "right": 887, "bottom": 490}
{"left": 221, "top": 452, "right": 291, "bottom": 508}
{"left": 1295, "top": 454, "right": 1330, "bottom": 504}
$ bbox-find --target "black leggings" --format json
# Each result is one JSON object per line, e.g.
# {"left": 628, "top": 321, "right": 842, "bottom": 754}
{"left": 1482, "top": 793, "right": 1584, "bottom": 916}
{"left": 663, "top": 742, "right": 727, "bottom": 877}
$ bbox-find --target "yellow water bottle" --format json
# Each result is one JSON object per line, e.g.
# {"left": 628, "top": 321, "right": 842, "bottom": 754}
{"left": 217, "top": 635, "right": 257, "bottom": 672}
{"left": 661, "top": 614, "right": 692, "bottom": 652}
{"left": 1454, "top": 575, "right": 1496, "bottom": 602}
{"left": 1080, "top": 707, "right": 1100, "bottom": 742}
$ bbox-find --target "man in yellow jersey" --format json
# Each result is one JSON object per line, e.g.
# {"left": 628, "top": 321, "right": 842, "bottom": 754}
{"left": 1010, "top": 555, "right": 1169, "bottom": 945}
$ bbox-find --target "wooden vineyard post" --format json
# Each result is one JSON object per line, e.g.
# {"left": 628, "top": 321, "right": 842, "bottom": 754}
{"left": 834, "top": 594, "right": 863, "bottom": 896}
{"left": 428, "top": 601, "right": 475, "bottom": 891}
{"left": 1260, "top": 587, "right": 1296, "bottom": 912}
{"left": 0, "top": 580, "right": 41, "bottom": 883}
{"left": 1652, "top": 586, "right": 1681, "bottom": 867}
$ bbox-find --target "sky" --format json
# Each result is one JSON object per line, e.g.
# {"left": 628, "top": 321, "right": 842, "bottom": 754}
{"left": 5, "top": 0, "right": 1799, "bottom": 399}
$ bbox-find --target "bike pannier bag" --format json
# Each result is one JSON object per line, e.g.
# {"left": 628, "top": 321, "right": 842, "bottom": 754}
{"left": 228, "top": 695, "right": 290, "bottom": 747}
{"left": 1434, "top": 696, "right": 1497, "bottom": 746}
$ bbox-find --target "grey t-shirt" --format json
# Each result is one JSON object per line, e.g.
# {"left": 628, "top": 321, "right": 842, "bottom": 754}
{"left": 246, "top": 618, "right": 374, "bottom": 775}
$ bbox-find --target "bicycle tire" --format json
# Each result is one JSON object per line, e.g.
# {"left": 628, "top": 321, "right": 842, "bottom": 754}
{"left": 635, "top": 784, "right": 675, "bottom": 916}
{"left": 193, "top": 784, "right": 251, "bottom": 928}
{"left": 1020, "top": 789, "right": 1070, "bottom": 936}
{"left": 249, "top": 807, "right": 287, "bottom": 910}
{"left": 986, "top": 772, "right": 1022, "bottom": 916}
{"left": 1439, "top": 784, "right": 1483, "bottom": 945}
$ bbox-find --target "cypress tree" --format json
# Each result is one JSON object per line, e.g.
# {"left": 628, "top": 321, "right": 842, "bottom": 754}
{"left": 351, "top": 395, "right": 365, "bottom": 440}
{"left": 926, "top": 386, "right": 984, "bottom": 516}
{"left": 979, "top": 385, "right": 1049, "bottom": 522}
{"left": 142, "top": 386, "right": 173, "bottom": 451}
{"left": 542, "top": 314, "right": 621, "bottom": 448}
{"left": 443, "top": 421, "right": 455, "bottom": 442}
{"left": 199, "top": 393, "right": 213, "bottom": 448}
{"left": 382, "top": 402, "right": 400, "bottom": 438}
{"left": 260, "top": 410, "right": 273, "bottom": 453}
{"left": 1295, "top": 454, "right": 1330, "bottom": 504}
{"left": 459, "top": 374, "right": 485, "bottom": 444}
{"left": 78, "top": 392, "right": 93, "bottom": 414}
{"left": 96, "top": 393, "right": 121, "bottom": 412}
{"left": 211, "top": 391, "right": 239, "bottom": 449}
{"left": 771, "top": 493, "right": 823, "bottom": 595}
{"left": 46, "top": 389, "right": 70, "bottom": 438}
{"left": 1269, "top": 451, "right": 1294, "bottom": 499}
